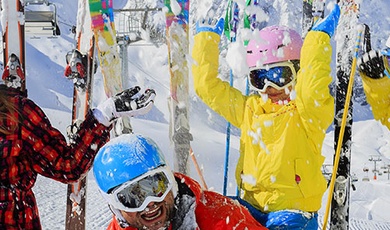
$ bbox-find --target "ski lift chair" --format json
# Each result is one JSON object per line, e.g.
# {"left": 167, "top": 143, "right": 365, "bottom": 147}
{"left": 24, "top": 0, "right": 60, "bottom": 36}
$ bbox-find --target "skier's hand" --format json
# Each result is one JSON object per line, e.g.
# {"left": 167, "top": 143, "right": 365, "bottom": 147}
{"left": 311, "top": 4, "right": 340, "bottom": 37}
{"left": 195, "top": 17, "right": 225, "bottom": 36}
{"left": 94, "top": 86, "right": 156, "bottom": 126}
{"left": 358, "top": 50, "right": 388, "bottom": 79}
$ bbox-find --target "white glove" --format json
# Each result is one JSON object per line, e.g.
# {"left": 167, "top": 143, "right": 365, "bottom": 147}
{"left": 94, "top": 86, "right": 156, "bottom": 126}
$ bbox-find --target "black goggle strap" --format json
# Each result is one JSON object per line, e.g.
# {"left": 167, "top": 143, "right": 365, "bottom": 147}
{"left": 108, "top": 204, "right": 131, "bottom": 228}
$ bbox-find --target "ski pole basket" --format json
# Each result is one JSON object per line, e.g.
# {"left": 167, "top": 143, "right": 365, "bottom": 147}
{"left": 24, "top": 0, "right": 60, "bottom": 36}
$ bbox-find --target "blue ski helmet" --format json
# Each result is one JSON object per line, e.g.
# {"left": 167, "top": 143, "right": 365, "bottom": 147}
{"left": 93, "top": 133, "right": 167, "bottom": 193}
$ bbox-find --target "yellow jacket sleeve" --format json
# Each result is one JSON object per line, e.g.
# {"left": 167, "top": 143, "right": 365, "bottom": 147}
{"left": 361, "top": 70, "right": 390, "bottom": 129}
{"left": 192, "top": 32, "right": 247, "bottom": 128}
{"left": 295, "top": 31, "right": 335, "bottom": 142}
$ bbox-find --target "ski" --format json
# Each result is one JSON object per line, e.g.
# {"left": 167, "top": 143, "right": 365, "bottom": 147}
{"left": 65, "top": 0, "right": 96, "bottom": 229}
{"left": 1, "top": 0, "right": 26, "bottom": 91}
{"left": 88, "top": 0, "right": 132, "bottom": 136}
{"left": 302, "top": 0, "right": 325, "bottom": 38}
{"left": 244, "top": 0, "right": 263, "bottom": 31}
{"left": 164, "top": 0, "right": 192, "bottom": 174}
{"left": 223, "top": 0, "right": 240, "bottom": 196}
{"left": 88, "top": 0, "right": 121, "bottom": 97}
{"left": 302, "top": 0, "right": 313, "bottom": 38}
{"left": 330, "top": 1, "right": 360, "bottom": 228}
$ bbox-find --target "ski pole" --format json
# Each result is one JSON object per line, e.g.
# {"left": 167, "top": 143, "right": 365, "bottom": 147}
{"left": 190, "top": 147, "right": 208, "bottom": 190}
{"left": 222, "top": 0, "right": 239, "bottom": 196}
{"left": 322, "top": 25, "right": 364, "bottom": 230}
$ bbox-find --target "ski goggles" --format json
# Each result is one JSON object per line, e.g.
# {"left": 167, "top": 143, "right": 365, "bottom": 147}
{"left": 249, "top": 62, "right": 297, "bottom": 92}
{"left": 107, "top": 166, "right": 174, "bottom": 212}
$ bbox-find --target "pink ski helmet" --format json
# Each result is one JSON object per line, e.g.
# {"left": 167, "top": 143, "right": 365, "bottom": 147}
{"left": 247, "top": 25, "right": 303, "bottom": 68}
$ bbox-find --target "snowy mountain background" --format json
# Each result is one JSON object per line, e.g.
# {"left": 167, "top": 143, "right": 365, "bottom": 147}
{"left": 1, "top": 0, "right": 390, "bottom": 229}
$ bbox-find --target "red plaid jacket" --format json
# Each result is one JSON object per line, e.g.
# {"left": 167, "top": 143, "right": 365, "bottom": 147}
{"left": 0, "top": 86, "right": 111, "bottom": 229}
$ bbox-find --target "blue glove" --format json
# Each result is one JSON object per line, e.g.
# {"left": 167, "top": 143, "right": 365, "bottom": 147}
{"left": 383, "top": 48, "right": 390, "bottom": 57}
{"left": 195, "top": 17, "right": 225, "bottom": 36}
{"left": 312, "top": 4, "right": 340, "bottom": 37}
{"left": 381, "top": 48, "right": 390, "bottom": 78}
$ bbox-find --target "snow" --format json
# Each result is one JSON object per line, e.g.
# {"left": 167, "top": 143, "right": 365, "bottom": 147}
{"left": 1, "top": 0, "right": 390, "bottom": 229}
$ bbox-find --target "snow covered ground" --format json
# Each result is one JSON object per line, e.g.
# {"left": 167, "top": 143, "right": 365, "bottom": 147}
{"left": 2, "top": 0, "right": 390, "bottom": 229}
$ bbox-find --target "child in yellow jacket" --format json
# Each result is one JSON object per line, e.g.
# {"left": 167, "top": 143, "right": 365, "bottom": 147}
{"left": 192, "top": 4, "right": 340, "bottom": 229}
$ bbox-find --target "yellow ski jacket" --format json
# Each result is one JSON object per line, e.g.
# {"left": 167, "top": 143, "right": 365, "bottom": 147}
{"left": 192, "top": 31, "right": 333, "bottom": 213}
{"left": 360, "top": 64, "right": 390, "bottom": 130}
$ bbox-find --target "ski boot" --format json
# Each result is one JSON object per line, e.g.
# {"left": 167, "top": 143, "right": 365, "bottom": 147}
{"left": 2, "top": 53, "right": 25, "bottom": 89}
{"left": 64, "top": 49, "right": 89, "bottom": 90}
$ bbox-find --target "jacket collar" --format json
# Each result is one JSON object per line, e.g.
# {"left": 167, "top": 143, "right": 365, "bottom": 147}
{"left": 0, "top": 84, "right": 27, "bottom": 97}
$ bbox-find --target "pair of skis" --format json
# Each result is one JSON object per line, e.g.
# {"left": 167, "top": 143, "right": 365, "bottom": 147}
{"left": 65, "top": 0, "right": 131, "bottom": 229}
{"left": 64, "top": 0, "right": 96, "bottom": 229}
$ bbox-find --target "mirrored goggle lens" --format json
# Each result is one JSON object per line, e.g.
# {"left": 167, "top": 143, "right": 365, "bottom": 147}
{"left": 249, "top": 66, "right": 294, "bottom": 91}
{"left": 115, "top": 172, "right": 170, "bottom": 210}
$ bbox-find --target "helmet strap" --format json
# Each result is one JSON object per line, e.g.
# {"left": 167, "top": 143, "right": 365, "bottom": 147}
{"left": 108, "top": 204, "right": 130, "bottom": 228}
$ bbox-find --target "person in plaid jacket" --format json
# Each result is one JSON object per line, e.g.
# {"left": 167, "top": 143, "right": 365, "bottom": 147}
{"left": 0, "top": 82, "right": 156, "bottom": 229}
